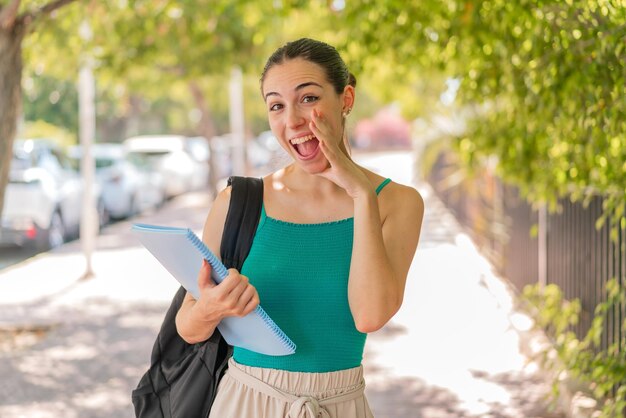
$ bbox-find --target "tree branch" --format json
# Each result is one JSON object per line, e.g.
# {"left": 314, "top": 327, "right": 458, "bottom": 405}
{"left": 22, "top": 0, "right": 77, "bottom": 25}
{"left": 36, "top": 0, "right": 76, "bottom": 16}
{"left": 0, "top": 0, "right": 21, "bottom": 30}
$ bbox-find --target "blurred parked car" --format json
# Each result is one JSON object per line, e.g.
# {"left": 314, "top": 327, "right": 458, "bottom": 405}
{"left": 182, "top": 136, "right": 211, "bottom": 190}
{"left": 123, "top": 135, "right": 209, "bottom": 198}
{"left": 254, "top": 130, "right": 289, "bottom": 170}
{"left": 210, "top": 132, "right": 286, "bottom": 177}
{"left": 69, "top": 143, "right": 165, "bottom": 220}
{"left": 0, "top": 139, "right": 104, "bottom": 250}
{"left": 208, "top": 134, "right": 235, "bottom": 179}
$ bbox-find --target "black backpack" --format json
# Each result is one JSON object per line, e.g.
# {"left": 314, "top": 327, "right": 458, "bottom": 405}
{"left": 132, "top": 176, "right": 263, "bottom": 418}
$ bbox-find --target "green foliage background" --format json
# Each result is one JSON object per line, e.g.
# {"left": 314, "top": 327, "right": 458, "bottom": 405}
{"left": 523, "top": 280, "right": 626, "bottom": 417}
{"left": 7, "top": 0, "right": 626, "bottom": 411}
{"left": 17, "top": 0, "right": 626, "bottom": 224}
{"left": 340, "top": 0, "right": 625, "bottom": 228}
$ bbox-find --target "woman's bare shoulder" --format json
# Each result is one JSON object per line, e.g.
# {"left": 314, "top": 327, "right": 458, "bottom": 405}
{"left": 388, "top": 180, "right": 422, "bottom": 200}
{"left": 362, "top": 169, "right": 422, "bottom": 206}
{"left": 388, "top": 181, "right": 423, "bottom": 210}
{"left": 365, "top": 171, "right": 423, "bottom": 224}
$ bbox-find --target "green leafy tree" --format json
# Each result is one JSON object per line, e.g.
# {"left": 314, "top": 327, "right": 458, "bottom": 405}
{"left": 523, "top": 279, "right": 626, "bottom": 417}
{"left": 5, "top": 0, "right": 303, "bottom": 207}
{"left": 76, "top": 0, "right": 289, "bottom": 194}
{"left": 340, "top": 0, "right": 626, "bottom": 227}
{"left": 22, "top": 74, "right": 78, "bottom": 133}
{"left": 87, "top": 0, "right": 277, "bottom": 193}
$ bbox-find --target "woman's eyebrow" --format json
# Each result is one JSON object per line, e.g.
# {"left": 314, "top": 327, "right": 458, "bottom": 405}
{"left": 295, "top": 82, "right": 323, "bottom": 91}
{"left": 264, "top": 82, "right": 323, "bottom": 101}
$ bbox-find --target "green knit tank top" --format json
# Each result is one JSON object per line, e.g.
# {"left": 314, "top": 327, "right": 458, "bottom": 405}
{"left": 234, "top": 178, "right": 392, "bottom": 372}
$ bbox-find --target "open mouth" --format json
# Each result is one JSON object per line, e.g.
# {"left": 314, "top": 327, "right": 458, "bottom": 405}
{"left": 290, "top": 134, "right": 320, "bottom": 160}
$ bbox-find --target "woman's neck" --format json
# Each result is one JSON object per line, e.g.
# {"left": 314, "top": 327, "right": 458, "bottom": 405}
{"left": 279, "top": 164, "right": 342, "bottom": 195}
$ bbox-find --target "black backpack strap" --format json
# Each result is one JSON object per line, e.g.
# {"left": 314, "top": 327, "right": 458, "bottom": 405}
{"left": 133, "top": 176, "right": 263, "bottom": 418}
{"left": 220, "top": 176, "right": 264, "bottom": 271}
{"left": 210, "top": 176, "right": 263, "bottom": 403}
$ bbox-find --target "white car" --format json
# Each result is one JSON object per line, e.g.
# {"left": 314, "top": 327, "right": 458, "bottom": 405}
{"left": 253, "top": 130, "right": 289, "bottom": 170}
{"left": 123, "top": 135, "right": 210, "bottom": 198}
{"left": 70, "top": 143, "right": 165, "bottom": 220}
{"left": 182, "top": 136, "right": 211, "bottom": 190}
{"left": 210, "top": 133, "right": 281, "bottom": 178}
{"left": 0, "top": 139, "right": 104, "bottom": 249}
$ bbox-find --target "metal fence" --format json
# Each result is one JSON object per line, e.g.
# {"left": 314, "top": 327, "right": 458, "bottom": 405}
{"left": 501, "top": 186, "right": 539, "bottom": 291}
{"left": 427, "top": 150, "right": 626, "bottom": 348}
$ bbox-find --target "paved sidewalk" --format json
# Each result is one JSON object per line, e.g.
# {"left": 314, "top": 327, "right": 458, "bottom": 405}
{"left": 0, "top": 152, "right": 564, "bottom": 417}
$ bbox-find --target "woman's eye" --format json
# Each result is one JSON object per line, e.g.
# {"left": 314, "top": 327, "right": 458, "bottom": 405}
{"left": 302, "top": 95, "right": 319, "bottom": 104}
{"left": 269, "top": 103, "right": 283, "bottom": 111}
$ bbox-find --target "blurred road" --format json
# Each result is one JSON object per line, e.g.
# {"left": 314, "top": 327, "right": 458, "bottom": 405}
{"left": 0, "top": 247, "right": 39, "bottom": 271}
{"left": 0, "top": 151, "right": 564, "bottom": 418}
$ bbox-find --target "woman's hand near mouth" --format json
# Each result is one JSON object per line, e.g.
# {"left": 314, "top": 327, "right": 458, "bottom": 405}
{"left": 309, "top": 109, "right": 373, "bottom": 199}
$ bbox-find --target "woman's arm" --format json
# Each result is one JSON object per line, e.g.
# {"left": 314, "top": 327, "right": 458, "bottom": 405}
{"left": 308, "top": 109, "right": 424, "bottom": 333}
{"left": 175, "top": 186, "right": 260, "bottom": 344}
{"left": 348, "top": 184, "right": 424, "bottom": 333}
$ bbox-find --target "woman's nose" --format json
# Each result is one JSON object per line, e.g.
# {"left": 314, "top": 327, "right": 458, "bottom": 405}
{"left": 286, "top": 107, "right": 306, "bottom": 129}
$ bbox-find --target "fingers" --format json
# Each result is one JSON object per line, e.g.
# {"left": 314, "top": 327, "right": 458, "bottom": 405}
{"left": 310, "top": 109, "right": 340, "bottom": 163}
{"left": 225, "top": 281, "right": 258, "bottom": 317}
{"left": 240, "top": 289, "right": 260, "bottom": 316}
{"left": 218, "top": 268, "right": 247, "bottom": 293}
{"left": 227, "top": 273, "right": 251, "bottom": 301}
{"left": 310, "top": 109, "right": 332, "bottom": 145}
{"left": 197, "top": 259, "right": 215, "bottom": 291}
{"left": 213, "top": 269, "right": 259, "bottom": 317}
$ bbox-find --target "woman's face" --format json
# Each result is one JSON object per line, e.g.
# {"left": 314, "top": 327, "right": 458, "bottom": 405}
{"left": 262, "top": 58, "right": 353, "bottom": 174}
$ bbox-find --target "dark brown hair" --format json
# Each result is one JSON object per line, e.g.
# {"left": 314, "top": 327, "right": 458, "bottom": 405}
{"left": 261, "top": 38, "right": 357, "bottom": 95}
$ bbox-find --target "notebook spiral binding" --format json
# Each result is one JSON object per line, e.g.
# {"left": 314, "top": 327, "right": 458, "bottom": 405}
{"left": 187, "top": 230, "right": 229, "bottom": 280}
{"left": 254, "top": 308, "right": 297, "bottom": 351}
{"left": 186, "top": 230, "right": 296, "bottom": 353}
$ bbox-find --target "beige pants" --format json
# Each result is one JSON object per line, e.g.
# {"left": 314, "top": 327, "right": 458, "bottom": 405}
{"left": 209, "top": 358, "right": 374, "bottom": 418}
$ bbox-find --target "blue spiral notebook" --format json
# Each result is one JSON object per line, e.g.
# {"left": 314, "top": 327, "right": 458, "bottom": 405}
{"left": 132, "top": 223, "right": 296, "bottom": 356}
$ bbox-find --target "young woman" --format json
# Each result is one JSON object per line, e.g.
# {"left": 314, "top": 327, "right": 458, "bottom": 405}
{"left": 175, "top": 38, "right": 424, "bottom": 418}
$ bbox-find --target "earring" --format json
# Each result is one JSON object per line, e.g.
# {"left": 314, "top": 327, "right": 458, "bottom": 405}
{"left": 342, "top": 108, "right": 352, "bottom": 118}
